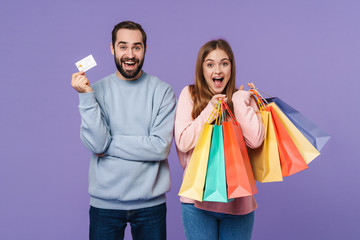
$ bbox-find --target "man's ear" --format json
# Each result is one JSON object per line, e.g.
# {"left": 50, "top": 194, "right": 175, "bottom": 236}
{"left": 110, "top": 43, "right": 115, "bottom": 55}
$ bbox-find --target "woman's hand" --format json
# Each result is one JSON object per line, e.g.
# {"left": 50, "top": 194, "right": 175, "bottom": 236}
{"left": 238, "top": 82, "right": 256, "bottom": 95}
{"left": 210, "top": 94, "right": 227, "bottom": 107}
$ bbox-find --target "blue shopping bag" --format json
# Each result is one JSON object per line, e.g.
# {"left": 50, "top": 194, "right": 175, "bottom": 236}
{"left": 266, "top": 97, "right": 330, "bottom": 151}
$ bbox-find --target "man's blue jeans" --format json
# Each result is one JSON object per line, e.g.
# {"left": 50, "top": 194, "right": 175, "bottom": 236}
{"left": 89, "top": 203, "right": 166, "bottom": 240}
{"left": 181, "top": 203, "right": 254, "bottom": 240}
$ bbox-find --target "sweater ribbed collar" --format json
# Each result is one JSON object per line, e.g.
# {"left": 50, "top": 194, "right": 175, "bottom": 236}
{"left": 112, "top": 71, "right": 146, "bottom": 86}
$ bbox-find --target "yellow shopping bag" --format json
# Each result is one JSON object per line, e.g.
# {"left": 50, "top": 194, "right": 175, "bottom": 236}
{"left": 248, "top": 109, "right": 283, "bottom": 183}
{"left": 267, "top": 102, "right": 320, "bottom": 164}
{"left": 178, "top": 103, "right": 220, "bottom": 201}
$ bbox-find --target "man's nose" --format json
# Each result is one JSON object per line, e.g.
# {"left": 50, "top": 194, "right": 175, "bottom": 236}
{"left": 126, "top": 48, "right": 134, "bottom": 58}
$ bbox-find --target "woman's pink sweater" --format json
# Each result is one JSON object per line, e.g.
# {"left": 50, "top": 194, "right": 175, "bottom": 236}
{"left": 174, "top": 86, "right": 265, "bottom": 215}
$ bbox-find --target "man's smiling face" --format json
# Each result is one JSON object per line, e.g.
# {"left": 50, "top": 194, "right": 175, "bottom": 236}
{"left": 111, "top": 28, "right": 146, "bottom": 81}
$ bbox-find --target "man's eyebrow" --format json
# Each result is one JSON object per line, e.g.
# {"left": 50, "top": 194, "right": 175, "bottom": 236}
{"left": 117, "top": 41, "right": 127, "bottom": 46}
{"left": 117, "top": 41, "right": 143, "bottom": 46}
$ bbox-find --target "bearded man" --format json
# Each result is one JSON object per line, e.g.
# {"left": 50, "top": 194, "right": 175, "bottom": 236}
{"left": 71, "top": 21, "right": 176, "bottom": 240}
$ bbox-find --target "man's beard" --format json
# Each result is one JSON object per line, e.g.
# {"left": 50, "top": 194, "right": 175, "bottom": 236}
{"left": 114, "top": 55, "right": 144, "bottom": 80}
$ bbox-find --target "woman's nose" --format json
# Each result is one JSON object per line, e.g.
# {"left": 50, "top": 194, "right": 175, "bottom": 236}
{"left": 214, "top": 64, "right": 222, "bottom": 73}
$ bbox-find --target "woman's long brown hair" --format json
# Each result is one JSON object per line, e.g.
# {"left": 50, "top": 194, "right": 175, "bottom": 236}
{"left": 189, "top": 39, "right": 237, "bottom": 119}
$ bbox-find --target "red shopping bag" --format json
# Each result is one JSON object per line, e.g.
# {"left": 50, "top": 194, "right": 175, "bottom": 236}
{"left": 222, "top": 101, "right": 257, "bottom": 198}
{"left": 267, "top": 105, "right": 308, "bottom": 176}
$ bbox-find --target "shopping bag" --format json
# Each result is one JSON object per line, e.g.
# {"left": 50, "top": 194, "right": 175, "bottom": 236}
{"left": 178, "top": 104, "right": 220, "bottom": 201}
{"left": 267, "top": 97, "right": 330, "bottom": 151}
{"left": 178, "top": 124, "right": 213, "bottom": 201}
{"left": 203, "top": 103, "right": 228, "bottom": 202}
{"left": 267, "top": 102, "right": 320, "bottom": 164}
{"left": 248, "top": 109, "right": 283, "bottom": 183}
{"left": 222, "top": 101, "right": 258, "bottom": 198}
{"left": 203, "top": 124, "right": 228, "bottom": 202}
{"left": 267, "top": 105, "right": 309, "bottom": 176}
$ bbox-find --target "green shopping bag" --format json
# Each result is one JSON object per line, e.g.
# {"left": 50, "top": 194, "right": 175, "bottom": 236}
{"left": 203, "top": 103, "right": 228, "bottom": 202}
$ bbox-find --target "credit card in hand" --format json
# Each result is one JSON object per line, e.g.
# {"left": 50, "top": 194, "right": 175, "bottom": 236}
{"left": 75, "top": 54, "right": 97, "bottom": 72}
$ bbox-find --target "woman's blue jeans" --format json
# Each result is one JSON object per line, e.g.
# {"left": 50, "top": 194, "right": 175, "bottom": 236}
{"left": 181, "top": 203, "right": 254, "bottom": 240}
{"left": 89, "top": 203, "right": 166, "bottom": 240}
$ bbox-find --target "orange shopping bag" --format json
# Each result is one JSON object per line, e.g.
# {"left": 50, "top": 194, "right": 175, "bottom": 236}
{"left": 268, "top": 105, "right": 308, "bottom": 176}
{"left": 222, "top": 101, "right": 257, "bottom": 198}
{"left": 268, "top": 102, "right": 320, "bottom": 165}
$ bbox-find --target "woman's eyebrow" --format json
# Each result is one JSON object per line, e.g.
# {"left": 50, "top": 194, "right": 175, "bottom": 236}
{"left": 204, "top": 58, "right": 230, "bottom": 62}
{"left": 204, "top": 59, "right": 214, "bottom": 62}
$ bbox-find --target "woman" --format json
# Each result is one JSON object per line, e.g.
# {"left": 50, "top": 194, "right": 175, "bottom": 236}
{"left": 174, "top": 39, "right": 265, "bottom": 240}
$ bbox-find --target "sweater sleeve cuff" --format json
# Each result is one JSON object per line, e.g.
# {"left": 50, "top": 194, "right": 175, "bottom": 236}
{"left": 198, "top": 102, "right": 216, "bottom": 124}
{"left": 79, "top": 91, "right": 97, "bottom": 107}
{"left": 232, "top": 90, "right": 251, "bottom": 105}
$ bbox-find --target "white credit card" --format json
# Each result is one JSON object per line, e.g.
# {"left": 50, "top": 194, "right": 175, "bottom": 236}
{"left": 75, "top": 54, "right": 97, "bottom": 72}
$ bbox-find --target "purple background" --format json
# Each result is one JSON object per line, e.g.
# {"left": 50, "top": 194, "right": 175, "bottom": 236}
{"left": 1, "top": 0, "right": 359, "bottom": 239}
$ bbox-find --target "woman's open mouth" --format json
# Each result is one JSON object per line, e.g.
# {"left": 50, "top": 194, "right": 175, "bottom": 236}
{"left": 213, "top": 77, "right": 224, "bottom": 87}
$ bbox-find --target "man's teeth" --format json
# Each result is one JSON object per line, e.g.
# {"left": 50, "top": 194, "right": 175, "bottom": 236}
{"left": 125, "top": 61, "right": 135, "bottom": 65}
